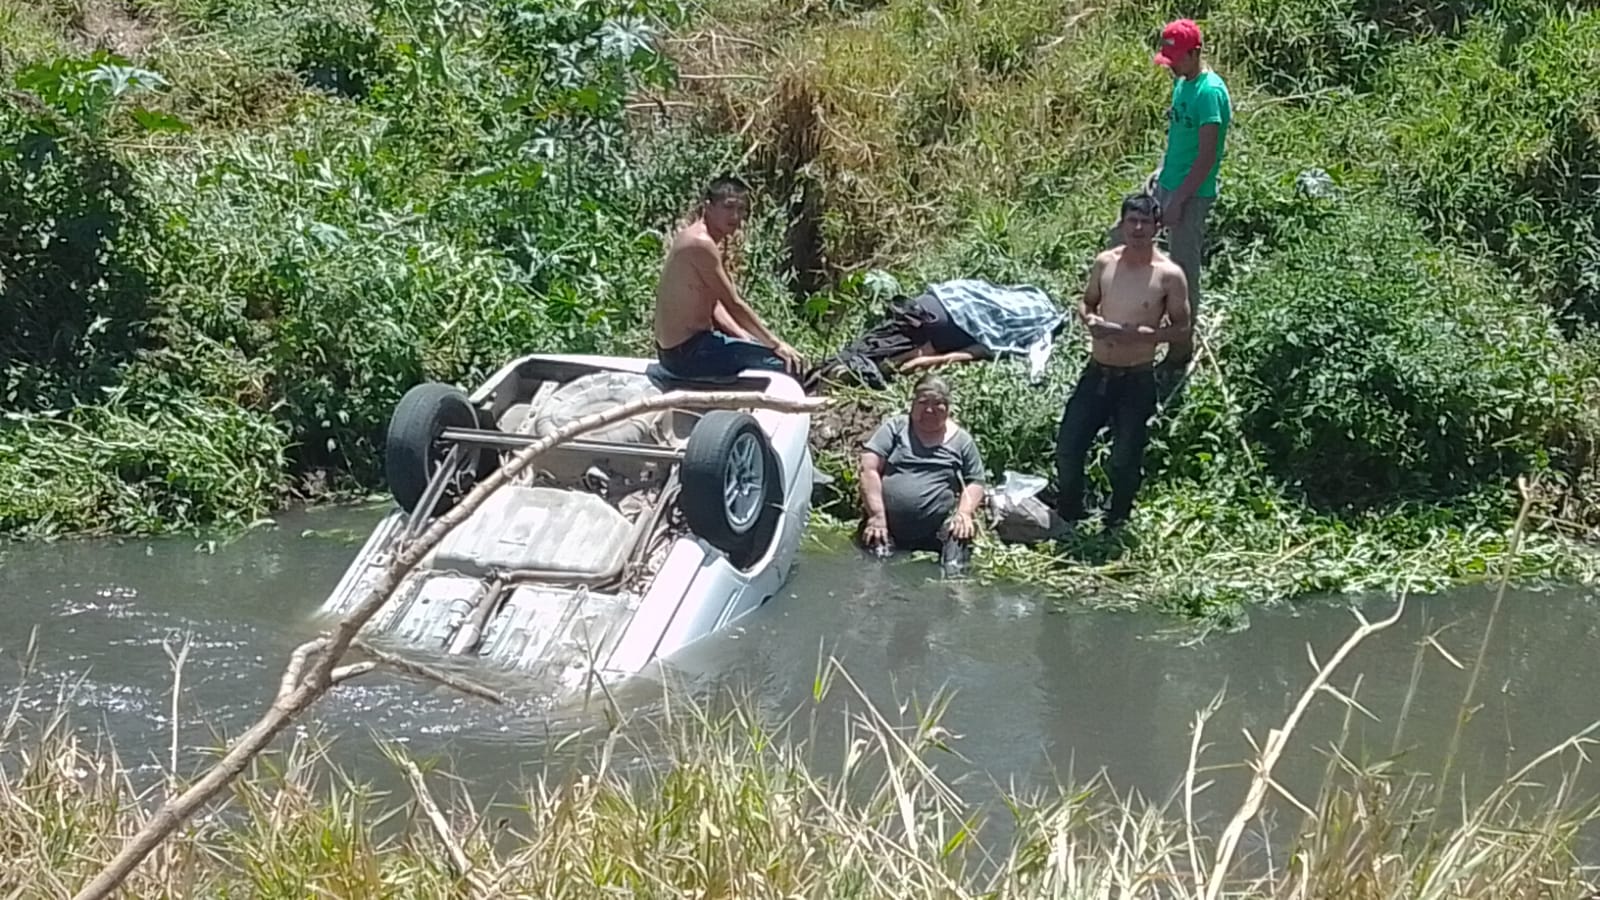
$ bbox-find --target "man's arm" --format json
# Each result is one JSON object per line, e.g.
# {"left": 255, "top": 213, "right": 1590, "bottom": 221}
{"left": 946, "top": 436, "right": 986, "bottom": 540}
{"left": 900, "top": 345, "right": 989, "bottom": 371}
{"left": 712, "top": 302, "right": 754, "bottom": 341}
{"left": 957, "top": 482, "right": 985, "bottom": 517}
{"left": 859, "top": 421, "right": 897, "bottom": 523}
{"left": 684, "top": 240, "right": 782, "bottom": 348}
{"left": 1081, "top": 252, "right": 1126, "bottom": 338}
{"left": 1169, "top": 122, "right": 1220, "bottom": 208}
{"left": 860, "top": 451, "right": 888, "bottom": 521}
{"left": 1167, "top": 82, "right": 1225, "bottom": 211}
{"left": 1079, "top": 253, "right": 1107, "bottom": 324}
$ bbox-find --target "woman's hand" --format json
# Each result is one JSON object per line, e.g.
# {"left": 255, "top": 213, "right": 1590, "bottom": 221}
{"left": 863, "top": 513, "right": 890, "bottom": 548}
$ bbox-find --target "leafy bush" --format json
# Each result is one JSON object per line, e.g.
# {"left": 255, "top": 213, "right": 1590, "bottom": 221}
{"left": 0, "top": 54, "right": 175, "bottom": 413}
{"left": 1219, "top": 195, "right": 1588, "bottom": 509}
{"left": 1370, "top": 12, "right": 1600, "bottom": 323}
{"left": 1207, "top": 0, "right": 1560, "bottom": 93}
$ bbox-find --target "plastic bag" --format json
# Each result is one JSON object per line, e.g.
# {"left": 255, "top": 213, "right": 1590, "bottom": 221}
{"left": 987, "top": 471, "right": 1062, "bottom": 544}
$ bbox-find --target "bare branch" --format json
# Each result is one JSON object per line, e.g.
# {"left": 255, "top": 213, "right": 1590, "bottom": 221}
{"left": 330, "top": 662, "right": 378, "bottom": 684}
{"left": 279, "top": 638, "right": 327, "bottom": 699}
{"left": 71, "top": 389, "right": 826, "bottom": 900}
{"left": 354, "top": 638, "right": 511, "bottom": 706}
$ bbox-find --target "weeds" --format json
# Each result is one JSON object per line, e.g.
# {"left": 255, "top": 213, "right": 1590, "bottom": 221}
{"left": 4, "top": 611, "right": 1600, "bottom": 897}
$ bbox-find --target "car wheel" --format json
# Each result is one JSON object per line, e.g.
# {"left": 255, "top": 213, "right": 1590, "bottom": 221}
{"left": 681, "top": 410, "right": 784, "bottom": 568}
{"left": 386, "top": 382, "right": 483, "bottom": 515}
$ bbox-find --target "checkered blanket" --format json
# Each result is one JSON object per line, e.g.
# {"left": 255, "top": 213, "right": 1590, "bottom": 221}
{"left": 925, "top": 279, "right": 1066, "bottom": 381}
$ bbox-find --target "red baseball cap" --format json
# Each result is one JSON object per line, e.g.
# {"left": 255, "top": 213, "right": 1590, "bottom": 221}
{"left": 1154, "top": 19, "right": 1203, "bottom": 67}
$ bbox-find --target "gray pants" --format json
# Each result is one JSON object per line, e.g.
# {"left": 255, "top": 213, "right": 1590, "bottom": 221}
{"left": 1107, "top": 179, "right": 1214, "bottom": 365}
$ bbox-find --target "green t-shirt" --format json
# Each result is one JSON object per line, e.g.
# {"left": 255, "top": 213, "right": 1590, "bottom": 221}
{"left": 1157, "top": 69, "right": 1231, "bottom": 199}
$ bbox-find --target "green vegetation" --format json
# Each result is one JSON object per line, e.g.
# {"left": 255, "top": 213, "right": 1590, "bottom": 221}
{"left": 672, "top": 0, "right": 1600, "bottom": 616}
{"left": 1, "top": 0, "right": 742, "bottom": 534}
{"left": 3, "top": 0, "right": 1599, "bottom": 619}
{"left": 6, "top": 646, "right": 1599, "bottom": 897}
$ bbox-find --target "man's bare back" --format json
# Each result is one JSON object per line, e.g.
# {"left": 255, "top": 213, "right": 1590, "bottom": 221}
{"left": 650, "top": 179, "right": 801, "bottom": 376}
{"left": 1083, "top": 245, "right": 1190, "bottom": 367}
{"left": 654, "top": 222, "right": 728, "bottom": 350}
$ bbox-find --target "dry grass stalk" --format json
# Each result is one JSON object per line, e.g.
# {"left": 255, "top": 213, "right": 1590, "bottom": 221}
{"left": 69, "top": 388, "right": 827, "bottom": 900}
{"left": 1197, "top": 594, "right": 1409, "bottom": 900}
{"left": 403, "top": 758, "right": 484, "bottom": 895}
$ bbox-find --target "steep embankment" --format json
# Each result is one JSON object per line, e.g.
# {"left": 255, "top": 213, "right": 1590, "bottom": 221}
{"left": 1, "top": 0, "right": 1597, "bottom": 619}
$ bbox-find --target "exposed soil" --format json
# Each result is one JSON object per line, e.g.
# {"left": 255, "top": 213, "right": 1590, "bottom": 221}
{"left": 807, "top": 394, "right": 880, "bottom": 461}
{"left": 67, "top": 0, "right": 161, "bottom": 59}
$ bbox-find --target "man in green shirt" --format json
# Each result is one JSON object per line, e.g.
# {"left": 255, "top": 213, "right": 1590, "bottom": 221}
{"left": 1111, "top": 18, "right": 1230, "bottom": 374}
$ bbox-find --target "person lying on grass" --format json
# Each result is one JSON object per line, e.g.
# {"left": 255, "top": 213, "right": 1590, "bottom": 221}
{"left": 653, "top": 176, "right": 804, "bottom": 380}
{"left": 857, "top": 374, "right": 987, "bottom": 577}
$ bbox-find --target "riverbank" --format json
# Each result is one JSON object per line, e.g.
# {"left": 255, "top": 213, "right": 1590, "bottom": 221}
{"left": 3, "top": 0, "right": 1599, "bottom": 619}
{"left": 6, "top": 496, "right": 1600, "bottom": 895}
{"left": 6, "top": 656, "right": 1598, "bottom": 897}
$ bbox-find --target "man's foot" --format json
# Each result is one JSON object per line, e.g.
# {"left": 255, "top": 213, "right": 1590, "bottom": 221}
{"left": 1044, "top": 514, "right": 1079, "bottom": 540}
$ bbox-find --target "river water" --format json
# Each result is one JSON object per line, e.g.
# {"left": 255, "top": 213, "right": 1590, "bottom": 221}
{"left": 4, "top": 502, "right": 1600, "bottom": 845}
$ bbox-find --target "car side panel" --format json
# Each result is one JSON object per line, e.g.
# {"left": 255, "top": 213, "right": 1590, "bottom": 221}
{"left": 603, "top": 538, "right": 705, "bottom": 673}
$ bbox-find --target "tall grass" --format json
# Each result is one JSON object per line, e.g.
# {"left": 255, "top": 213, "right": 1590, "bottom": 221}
{"left": 4, "top": 623, "right": 1599, "bottom": 897}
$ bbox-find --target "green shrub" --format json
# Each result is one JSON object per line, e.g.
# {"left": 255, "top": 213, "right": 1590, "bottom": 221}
{"left": 1370, "top": 11, "right": 1600, "bottom": 323}
{"left": 1207, "top": 0, "right": 1562, "bottom": 93}
{"left": 1218, "top": 194, "right": 1587, "bottom": 509}
{"left": 0, "top": 56, "right": 169, "bottom": 413}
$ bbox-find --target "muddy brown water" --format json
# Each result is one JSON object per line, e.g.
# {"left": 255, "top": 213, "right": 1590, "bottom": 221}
{"left": 4, "top": 502, "right": 1600, "bottom": 854}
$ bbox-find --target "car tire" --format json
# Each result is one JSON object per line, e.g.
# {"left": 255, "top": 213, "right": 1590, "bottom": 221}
{"left": 386, "top": 382, "right": 482, "bottom": 515}
{"left": 681, "top": 411, "right": 784, "bottom": 569}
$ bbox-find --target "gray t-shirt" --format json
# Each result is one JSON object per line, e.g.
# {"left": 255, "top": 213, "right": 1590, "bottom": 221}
{"left": 864, "top": 415, "right": 986, "bottom": 542}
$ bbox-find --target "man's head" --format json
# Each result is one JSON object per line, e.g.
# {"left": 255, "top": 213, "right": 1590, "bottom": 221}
{"left": 909, "top": 374, "right": 953, "bottom": 433}
{"left": 1154, "top": 19, "right": 1203, "bottom": 78}
{"left": 700, "top": 176, "right": 751, "bottom": 240}
{"left": 1118, "top": 192, "right": 1162, "bottom": 248}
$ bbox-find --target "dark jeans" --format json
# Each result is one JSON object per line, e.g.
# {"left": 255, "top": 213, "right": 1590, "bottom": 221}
{"left": 657, "top": 330, "right": 785, "bottom": 380}
{"left": 802, "top": 293, "right": 976, "bottom": 392}
{"left": 1054, "top": 360, "right": 1158, "bottom": 525}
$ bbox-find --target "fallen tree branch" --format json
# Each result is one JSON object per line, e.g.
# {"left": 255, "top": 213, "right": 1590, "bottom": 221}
{"left": 71, "top": 388, "right": 827, "bottom": 900}
{"left": 354, "top": 637, "right": 511, "bottom": 706}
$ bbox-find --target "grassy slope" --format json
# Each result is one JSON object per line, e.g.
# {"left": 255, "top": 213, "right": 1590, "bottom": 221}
{"left": 1, "top": 0, "right": 1598, "bottom": 621}
{"left": 656, "top": 0, "right": 1600, "bottom": 619}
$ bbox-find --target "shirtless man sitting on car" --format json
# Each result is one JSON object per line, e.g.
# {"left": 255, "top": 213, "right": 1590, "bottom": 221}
{"left": 653, "top": 177, "right": 803, "bottom": 380}
{"left": 1054, "top": 192, "right": 1191, "bottom": 528}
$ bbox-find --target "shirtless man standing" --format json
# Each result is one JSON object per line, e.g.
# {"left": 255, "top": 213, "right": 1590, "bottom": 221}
{"left": 654, "top": 177, "right": 803, "bottom": 379}
{"left": 1055, "top": 193, "right": 1191, "bottom": 527}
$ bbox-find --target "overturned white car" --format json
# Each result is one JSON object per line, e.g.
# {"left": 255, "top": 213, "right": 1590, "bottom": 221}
{"left": 318, "top": 353, "right": 814, "bottom": 698}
